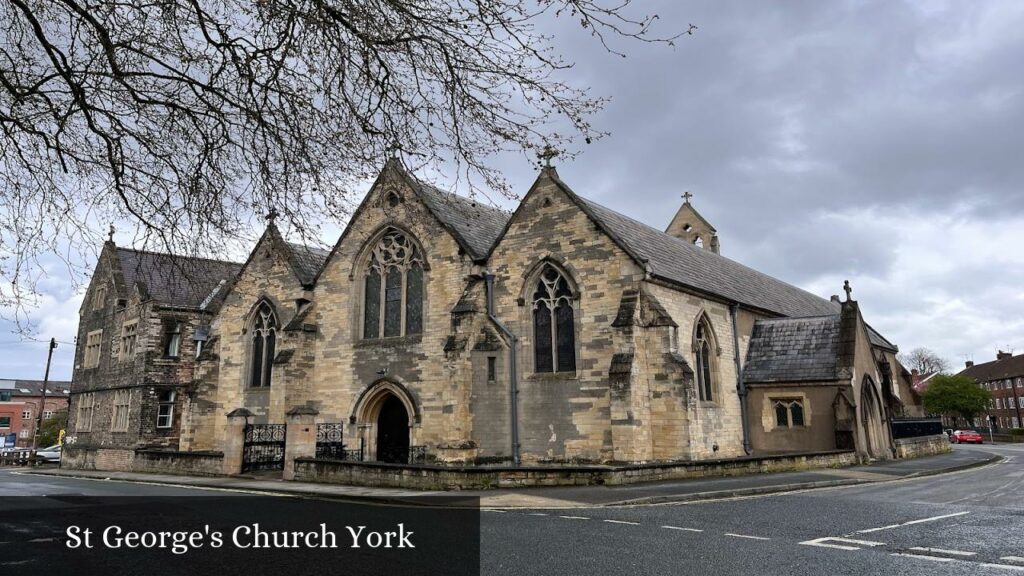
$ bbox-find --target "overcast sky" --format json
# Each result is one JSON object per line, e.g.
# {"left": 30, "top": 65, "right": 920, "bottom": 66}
{"left": 7, "top": 0, "right": 1023, "bottom": 381}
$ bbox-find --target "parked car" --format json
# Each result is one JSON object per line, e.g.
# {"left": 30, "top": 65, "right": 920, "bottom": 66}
{"left": 34, "top": 444, "right": 61, "bottom": 462}
{"left": 950, "top": 430, "right": 984, "bottom": 444}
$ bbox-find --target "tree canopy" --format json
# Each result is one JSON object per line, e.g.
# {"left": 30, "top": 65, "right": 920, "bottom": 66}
{"left": 921, "top": 374, "right": 991, "bottom": 425}
{"left": 0, "top": 0, "right": 690, "bottom": 325}
{"left": 898, "top": 347, "right": 951, "bottom": 375}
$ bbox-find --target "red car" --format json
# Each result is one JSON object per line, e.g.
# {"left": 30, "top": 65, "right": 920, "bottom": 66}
{"left": 950, "top": 430, "right": 984, "bottom": 444}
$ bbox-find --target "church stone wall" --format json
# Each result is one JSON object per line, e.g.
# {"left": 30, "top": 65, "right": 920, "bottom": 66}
{"left": 747, "top": 384, "right": 840, "bottom": 454}
{"left": 186, "top": 234, "right": 313, "bottom": 451}
{"left": 486, "top": 174, "right": 644, "bottom": 463}
{"left": 310, "top": 173, "right": 478, "bottom": 461}
{"left": 644, "top": 283, "right": 747, "bottom": 459}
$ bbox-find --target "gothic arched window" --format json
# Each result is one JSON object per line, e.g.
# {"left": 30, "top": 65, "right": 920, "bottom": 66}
{"left": 694, "top": 317, "right": 714, "bottom": 401}
{"left": 250, "top": 302, "right": 277, "bottom": 388}
{"left": 532, "top": 265, "right": 576, "bottom": 373}
{"left": 363, "top": 230, "right": 424, "bottom": 339}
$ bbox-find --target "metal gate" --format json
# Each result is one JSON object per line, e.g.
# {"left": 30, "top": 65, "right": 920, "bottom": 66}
{"left": 242, "top": 423, "right": 286, "bottom": 472}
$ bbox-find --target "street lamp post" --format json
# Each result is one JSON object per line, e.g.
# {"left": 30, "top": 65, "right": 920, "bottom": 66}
{"left": 30, "top": 338, "right": 57, "bottom": 463}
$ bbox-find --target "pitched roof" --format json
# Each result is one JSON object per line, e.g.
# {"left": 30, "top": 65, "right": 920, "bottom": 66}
{"left": 283, "top": 241, "right": 331, "bottom": 286}
{"left": 8, "top": 379, "right": 72, "bottom": 397}
{"left": 566, "top": 189, "right": 839, "bottom": 318}
{"left": 866, "top": 324, "right": 898, "bottom": 352}
{"left": 958, "top": 354, "right": 1024, "bottom": 383}
{"left": 410, "top": 181, "right": 511, "bottom": 260}
{"left": 116, "top": 248, "right": 242, "bottom": 310}
{"left": 743, "top": 315, "right": 842, "bottom": 383}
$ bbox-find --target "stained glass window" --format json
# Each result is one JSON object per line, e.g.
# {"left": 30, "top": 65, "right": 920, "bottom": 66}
{"left": 362, "top": 230, "right": 424, "bottom": 339}
{"left": 250, "top": 303, "right": 277, "bottom": 387}
{"left": 695, "top": 319, "right": 714, "bottom": 401}
{"left": 532, "top": 265, "right": 575, "bottom": 373}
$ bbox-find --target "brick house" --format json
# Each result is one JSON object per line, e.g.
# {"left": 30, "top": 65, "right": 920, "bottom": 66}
{"left": 66, "top": 162, "right": 923, "bottom": 473}
{"left": 959, "top": 351, "right": 1024, "bottom": 429}
{"left": 1, "top": 380, "right": 71, "bottom": 447}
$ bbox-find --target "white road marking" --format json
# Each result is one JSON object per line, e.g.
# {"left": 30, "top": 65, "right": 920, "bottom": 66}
{"left": 857, "top": 511, "right": 970, "bottom": 533}
{"left": 661, "top": 526, "right": 703, "bottom": 532}
{"left": 26, "top": 537, "right": 55, "bottom": 543}
{"left": 603, "top": 520, "right": 639, "bottom": 525}
{"left": 559, "top": 515, "right": 590, "bottom": 520}
{"left": 1002, "top": 557, "right": 1024, "bottom": 564}
{"left": 909, "top": 547, "right": 976, "bottom": 557}
{"left": 528, "top": 513, "right": 548, "bottom": 516}
{"left": 890, "top": 553, "right": 953, "bottom": 562}
{"left": 800, "top": 537, "right": 885, "bottom": 550}
{"left": 482, "top": 509, "right": 506, "bottom": 513}
{"left": 982, "top": 564, "right": 1024, "bottom": 572}
{"left": 724, "top": 533, "right": 770, "bottom": 541}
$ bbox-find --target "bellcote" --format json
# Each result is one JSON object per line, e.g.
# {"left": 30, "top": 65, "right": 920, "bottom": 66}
{"left": 665, "top": 192, "right": 720, "bottom": 254}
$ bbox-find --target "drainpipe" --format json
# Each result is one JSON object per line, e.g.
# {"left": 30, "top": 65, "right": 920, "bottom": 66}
{"left": 730, "top": 303, "right": 753, "bottom": 455}
{"left": 484, "top": 272, "right": 520, "bottom": 466}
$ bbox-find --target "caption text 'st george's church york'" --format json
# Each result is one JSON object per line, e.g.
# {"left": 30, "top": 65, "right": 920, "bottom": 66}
{"left": 64, "top": 161, "right": 925, "bottom": 477}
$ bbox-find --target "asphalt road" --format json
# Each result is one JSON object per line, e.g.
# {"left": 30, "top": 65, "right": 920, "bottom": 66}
{"left": 2, "top": 445, "right": 1022, "bottom": 575}
{"left": 481, "top": 444, "right": 1024, "bottom": 575}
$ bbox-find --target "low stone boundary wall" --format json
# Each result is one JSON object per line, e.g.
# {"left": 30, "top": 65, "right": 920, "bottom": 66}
{"left": 293, "top": 450, "right": 859, "bottom": 490}
{"left": 894, "top": 434, "right": 952, "bottom": 459}
{"left": 133, "top": 449, "right": 224, "bottom": 476}
{"left": 62, "top": 446, "right": 224, "bottom": 476}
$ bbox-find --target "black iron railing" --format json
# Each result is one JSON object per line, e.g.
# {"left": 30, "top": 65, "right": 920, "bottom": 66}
{"left": 408, "top": 445, "right": 427, "bottom": 464}
{"left": 315, "top": 423, "right": 346, "bottom": 459}
{"left": 891, "top": 417, "right": 944, "bottom": 439}
{"left": 242, "top": 423, "right": 286, "bottom": 472}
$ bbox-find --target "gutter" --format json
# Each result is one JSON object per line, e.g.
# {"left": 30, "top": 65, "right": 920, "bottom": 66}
{"left": 483, "top": 272, "right": 521, "bottom": 467}
{"left": 730, "top": 303, "right": 753, "bottom": 455}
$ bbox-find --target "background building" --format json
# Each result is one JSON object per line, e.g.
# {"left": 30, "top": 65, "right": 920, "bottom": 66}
{"left": 0, "top": 379, "right": 70, "bottom": 448}
{"left": 959, "top": 351, "right": 1024, "bottom": 429}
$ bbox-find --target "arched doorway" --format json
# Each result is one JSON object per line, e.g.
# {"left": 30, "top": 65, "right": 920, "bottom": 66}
{"left": 376, "top": 394, "right": 410, "bottom": 463}
{"left": 860, "top": 378, "right": 886, "bottom": 458}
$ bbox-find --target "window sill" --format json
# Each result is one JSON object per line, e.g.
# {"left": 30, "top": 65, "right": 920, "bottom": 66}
{"left": 527, "top": 371, "right": 579, "bottom": 381}
{"left": 245, "top": 387, "right": 271, "bottom": 392}
{"left": 355, "top": 335, "right": 423, "bottom": 348}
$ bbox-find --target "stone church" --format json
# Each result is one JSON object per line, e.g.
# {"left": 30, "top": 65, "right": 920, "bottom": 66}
{"left": 65, "top": 161, "right": 923, "bottom": 475}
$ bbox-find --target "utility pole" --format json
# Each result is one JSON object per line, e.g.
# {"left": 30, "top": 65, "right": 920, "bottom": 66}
{"left": 31, "top": 338, "right": 57, "bottom": 463}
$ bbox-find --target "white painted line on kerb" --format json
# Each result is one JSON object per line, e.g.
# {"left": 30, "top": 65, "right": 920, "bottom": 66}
{"left": 661, "top": 526, "right": 703, "bottom": 532}
{"left": 724, "top": 533, "right": 770, "bottom": 541}
{"left": 1002, "top": 557, "right": 1024, "bottom": 564}
{"left": 983, "top": 563, "right": 1024, "bottom": 572}
{"left": 800, "top": 537, "right": 885, "bottom": 551}
{"left": 857, "top": 511, "right": 970, "bottom": 534}
{"left": 603, "top": 520, "right": 639, "bottom": 526}
{"left": 890, "top": 553, "right": 953, "bottom": 563}
{"left": 909, "top": 547, "right": 976, "bottom": 557}
{"left": 559, "top": 515, "right": 590, "bottom": 520}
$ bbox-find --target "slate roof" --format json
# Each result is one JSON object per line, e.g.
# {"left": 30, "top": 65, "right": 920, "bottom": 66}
{"left": 116, "top": 248, "right": 242, "bottom": 310}
{"left": 574, "top": 195, "right": 839, "bottom": 318}
{"left": 283, "top": 241, "right": 331, "bottom": 286}
{"left": 866, "top": 324, "right": 898, "bottom": 352}
{"left": 743, "top": 316, "right": 842, "bottom": 383}
{"left": 411, "top": 181, "right": 511, "bottom": 261}
{"left": 958, "top": 354, "right": 1024, "bottom": 383}
{"left": 7, "top": 379, "right": 72, "bottom": 396}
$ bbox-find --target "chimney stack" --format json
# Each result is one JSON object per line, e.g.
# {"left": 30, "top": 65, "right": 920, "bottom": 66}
{"left": 997, "top": 350, "right": 1013, "bottom": 361}
{"left": 830, "top": 295, "right": 841, "bottom": 303}
{"left": 965, "top": 360, "right": 975, "bottom": 368}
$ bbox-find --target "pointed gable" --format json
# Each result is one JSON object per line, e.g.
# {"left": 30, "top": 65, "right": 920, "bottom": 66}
{"left": 519, "top": 168, "right": 838, "bottom": 318}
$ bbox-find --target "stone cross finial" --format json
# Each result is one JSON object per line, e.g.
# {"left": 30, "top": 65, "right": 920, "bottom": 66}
{"left": 682, "top": 191, "right": 693, "bottom": 203}
{"left": 843, "top": 280, "right": 852, "bottom": 302}
{"left": 538, "top": 145, "right": 559, "bottom": 168}
{"left": 266, "top": 208, "right": 278, "bottom": 223}
{"left": 107, "top": 224, "right": 115, "bottom": 243}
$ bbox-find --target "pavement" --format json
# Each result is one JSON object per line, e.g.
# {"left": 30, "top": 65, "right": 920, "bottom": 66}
{"left": 15, "top": 445, "right": 998, "bottom": 508}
